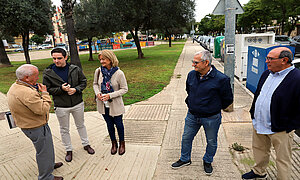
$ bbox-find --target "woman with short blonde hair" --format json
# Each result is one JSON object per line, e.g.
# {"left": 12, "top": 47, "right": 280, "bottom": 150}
{"left": 98, "top": 50, "right": 119, "bottom": 67}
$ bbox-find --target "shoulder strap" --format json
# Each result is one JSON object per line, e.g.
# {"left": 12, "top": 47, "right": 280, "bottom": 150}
{"left": 96, "top": 67, "right": 101, "bottom": 82}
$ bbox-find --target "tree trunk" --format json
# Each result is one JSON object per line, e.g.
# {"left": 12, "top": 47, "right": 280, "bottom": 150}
{"left": 88, "top": 37, "right": 93, "bottom": 61}
{"left": 22, "top": 31, "right": 31, "bottom": 64}
{"left": 94, "top": 41, "right": 97, "bottom": 54}
{"left": 166, "top": 29, "right": 172, "bottom": 47}
{"left": 62, "top": 0, "right": 82, "bottom": 69}
{"left": 0, "top": 39, "right": 11, "bottom": 66}
{"left": 281, "top": 8, "right": 286, "bottom": 35}
{"left": 130, "top": 28, "right": 144, "bottom": 59}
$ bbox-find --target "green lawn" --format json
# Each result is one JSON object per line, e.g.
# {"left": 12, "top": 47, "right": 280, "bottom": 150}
{"left": 0, "top": 44, "right": 184, "bottom": 111}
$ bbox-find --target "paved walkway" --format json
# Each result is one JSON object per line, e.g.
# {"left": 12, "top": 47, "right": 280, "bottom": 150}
{"left": 0, "top": 39, "right": 299, "bottom": 179}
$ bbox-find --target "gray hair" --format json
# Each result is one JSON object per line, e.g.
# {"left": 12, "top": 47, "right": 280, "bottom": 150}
{"left": 16, "top": 64, "right": 38, "bottom": 80}
{"left": 279, "top": 50, "right": 293, "bottom": 64}
{"left": 194, "top": 50, "right": 212, "bottom": 65}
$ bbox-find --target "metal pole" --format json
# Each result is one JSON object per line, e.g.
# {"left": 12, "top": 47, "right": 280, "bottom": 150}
{"left": 224, "top": 0, "right": 236, "bottom": 93}
{"left": 224, "top": 0, "right": 236, "bottom": 111}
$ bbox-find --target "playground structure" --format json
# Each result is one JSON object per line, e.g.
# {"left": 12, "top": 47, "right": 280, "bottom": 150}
{"left": 77, "top": 38, "right": 155, "bottom": 51}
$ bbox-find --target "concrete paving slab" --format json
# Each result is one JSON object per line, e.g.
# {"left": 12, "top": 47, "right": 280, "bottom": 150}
{"left": 1, "top": 39, "right": 300, "bottom": 179}
{"left": 124, "top": 104, "right": 171, "bottom": 121}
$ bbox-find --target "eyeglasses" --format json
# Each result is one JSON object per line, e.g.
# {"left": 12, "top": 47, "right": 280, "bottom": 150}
{"left": 266, "top": 57, "right": 283, "bottom": 61}
{"left": 191, "top": 60, "right": 204, "bottom": 65}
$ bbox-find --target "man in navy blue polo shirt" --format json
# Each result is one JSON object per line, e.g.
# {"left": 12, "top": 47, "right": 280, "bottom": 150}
{"left": 171, "top": 50, "right": 233, "bottom": 175}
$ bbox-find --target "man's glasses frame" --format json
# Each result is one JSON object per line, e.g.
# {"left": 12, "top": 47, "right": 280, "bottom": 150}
{"left": 191, "top": 60, "right": 206, "bottom": 65}
{"left": 265, "top": 57, "right": 283, "bottom": 61}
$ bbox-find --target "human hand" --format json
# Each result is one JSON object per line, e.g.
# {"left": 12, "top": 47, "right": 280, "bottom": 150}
{"left": 96, "top": 93, "right": 102, "bottom": 100}
{"left": 62, "top": 83, "right": 70, "bottom": 91}
{"left": 100, "top": 94, "right": 110, "bottom": 101}
{"left": 67, "top": 88, "right": 76, "bottom": 95}
{"left": 38, "top": 83, "right": 47, "bottom": 92}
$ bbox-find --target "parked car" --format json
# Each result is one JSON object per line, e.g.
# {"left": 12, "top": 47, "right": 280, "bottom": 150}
{"left": 290, "top": 41, "right": 300, "bottom": 55}
{"left": 54, "top": 43, "right": 68, "bottom": 51}
{"left": 275, "top": 35, "right": 292, "bottom": 45}
{"left": 202, "top": 36, "right": 210, "bottom": 50}
{"left": 292, "top": 35, "right": 300, "bottom": 42}
{"left": 14, "top": 46, "right": 32, "bottom": 52}
{"left": 10, "top": 44, "right": 21, "bottom": 49}
{"left": 274, "top": 35, "right": 300, "bottom": 55}
{"left": 37, "top": 44, "right": 52, "bottom": 50}
{"left": 208, "top": 37, "right": 214, "bottom": 52}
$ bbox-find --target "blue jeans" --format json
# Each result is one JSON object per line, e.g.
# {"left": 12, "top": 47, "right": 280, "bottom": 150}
{"left": 102, "top": 107, "right": 125, "bottom": 141}
{"left": 180, "top": 111, "right": 221, "bottom": 163}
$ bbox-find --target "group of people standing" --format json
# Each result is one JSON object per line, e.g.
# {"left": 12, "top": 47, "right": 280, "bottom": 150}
{"left": 171, "top": 47, "right": 300, "bottom": 180}
{"left": 7, "top": 48, "right": 127, "bottom": 180}
{"left": 6, "top": 45, "right": 300, "bottom": 180}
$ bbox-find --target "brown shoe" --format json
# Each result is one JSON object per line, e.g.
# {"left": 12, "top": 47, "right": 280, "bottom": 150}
{"left": 119, "top": 141, "right": 125, "bottom": 155}
{"left": 65, "top": 151, "right": 72, "bottom": 162}
{"left": 84, "top": 145, "right": 95, "bottom": 154}
{"left": 111, "top": 140, "right": 118, "bottom": 155}
{"left": 54, "top": 176, "right": 64, "bottom": 180}
{"left": 54, "top": 162, "right": 63, "bottom": 169}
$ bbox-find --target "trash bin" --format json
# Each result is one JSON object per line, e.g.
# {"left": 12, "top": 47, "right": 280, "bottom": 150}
{"left": 246, "top": 44, "right": 295, "bottom": 93}
{"left": 213, "top": 36, "right": 224, "bottom": 58}
{"left": 292, "top": 58, "right": 300, "bottom": 137}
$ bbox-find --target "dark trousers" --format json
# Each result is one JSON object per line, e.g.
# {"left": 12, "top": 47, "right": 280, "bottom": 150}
{"left": 102, "top": 107, "right": 125, "bottom": 141}
{"left": 22, "top": 124, "right": 55, "bottom": 180}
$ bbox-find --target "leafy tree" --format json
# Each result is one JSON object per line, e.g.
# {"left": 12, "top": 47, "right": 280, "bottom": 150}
{"left": 237, "top": 0, "right": 272, "bottom": 33}
{"left": 0, "top": 32, "right": 11, "bottom": 66}
{"left": 0, "top": 0, "right": 54, "bottom": 64}
{"left": 30, "top": 34, "right": 46, "bottom": 45}
{"left": 154, "top": 0, "right": 195, "bottom": 47}
{"left": 198, "top": 14, "right": 225, "bottom": 36}
{"left": 112, "top": 0, "right": 158, "bottom": 59}
{"left": 61, "top": 0, "right": 82, "bottom": 68}
{"left": 74, "top": 0, "right": 107, "bottom": 61}
{"left": 261, "top": 0, "right": 300, "bottom": 35}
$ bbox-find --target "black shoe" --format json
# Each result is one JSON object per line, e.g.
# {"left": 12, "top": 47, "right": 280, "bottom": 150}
{"left": 242, "top": 170, "right": 267, "bottom": 179}
{"left": 65, "top": 151, "right": 72, "bottom": 162}
{"left": 171, "top": 159, "right": 191, "bottom": 169}
{"left": 84, "top": 145, "right": 95, "bottom": 155}
{"left": 54, "top": 162, "right": 63, "bottom": 169}
{"left": 203, "top": 161, "right": 213, "bottom": 176}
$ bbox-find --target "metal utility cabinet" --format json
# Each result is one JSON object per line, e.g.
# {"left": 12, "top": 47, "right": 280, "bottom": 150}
{"left": 235, "top": 33, "right": 275, "bottom": 81}
{"left": 246, "top": 44, "right": 295, "bottom": 93}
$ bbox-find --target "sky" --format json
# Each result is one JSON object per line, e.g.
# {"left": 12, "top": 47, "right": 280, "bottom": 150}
{"left": 194, "top": 0, "right": 250, "bottom": 22}
{"left": 51, "top": 0, "right": 250, "bottom": 22}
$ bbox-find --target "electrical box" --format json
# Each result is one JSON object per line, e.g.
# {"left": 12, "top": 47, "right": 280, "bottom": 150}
{"left": 246, "top": 44, "right": 295, "bottom": 93}
{"left": 235, "top": 33, "right": 275, "bottom": 81}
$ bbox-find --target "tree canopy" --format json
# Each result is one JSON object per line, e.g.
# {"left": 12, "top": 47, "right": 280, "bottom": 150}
{"left": 0, "top": 0, "right": 54, "bottom": 64}
{"left": 154, "top": 0, "right": 195, "bottom": 47}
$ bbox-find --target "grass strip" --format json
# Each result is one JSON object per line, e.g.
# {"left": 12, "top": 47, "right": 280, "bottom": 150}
{"left": 0, "top": 44, "right": 185, "bottom": 111}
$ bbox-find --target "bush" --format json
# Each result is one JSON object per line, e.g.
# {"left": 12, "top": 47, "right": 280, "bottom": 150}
{"left": 126, "top": 33, "right": 133, "bottom": 39}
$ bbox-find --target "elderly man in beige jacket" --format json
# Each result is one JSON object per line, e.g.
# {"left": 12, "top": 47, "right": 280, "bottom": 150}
{"left": 7, "top": 64, "right": 63, "bottom": 180}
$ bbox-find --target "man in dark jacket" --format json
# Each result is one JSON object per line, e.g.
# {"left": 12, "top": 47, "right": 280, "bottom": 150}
{"left": 43, "top": 48, "right": 95, "bottom": 163}
{"left": 242, "top": 47, "right": 300, "bottom": 180}
{"left": 171, "top": 50, "right": 233, "bottom": 175}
